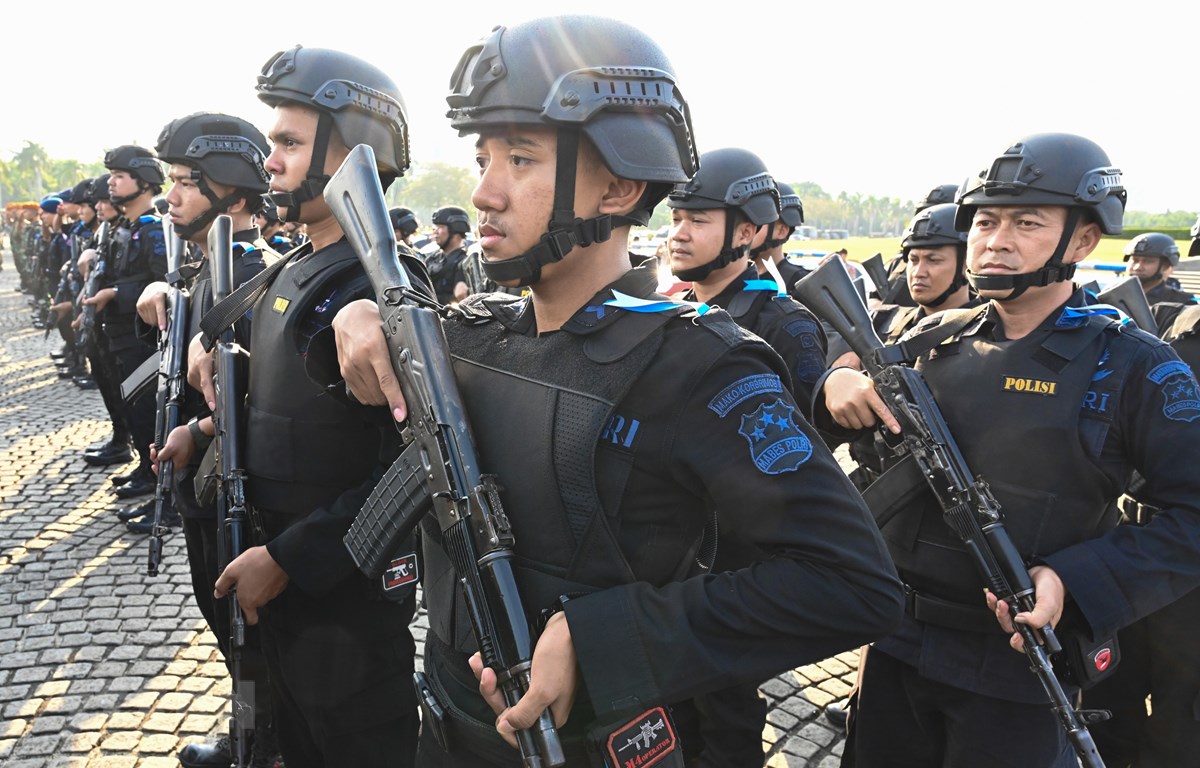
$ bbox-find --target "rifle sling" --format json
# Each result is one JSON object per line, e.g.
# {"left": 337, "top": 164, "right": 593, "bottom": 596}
{"left": 199, "top": 248, "right": 302, "bottom": 350}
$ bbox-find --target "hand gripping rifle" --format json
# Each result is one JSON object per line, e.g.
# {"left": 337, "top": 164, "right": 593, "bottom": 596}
{"left": 794, "top": 257, "right": 1108, "bottom": 768}
{"left": 147, "top": 221, "right": 189, "bottom": 577}
{"left": 209, "top": 214, "right": 251, "bottom": 768}
{"left": 325, "top": 144, "right": 565, "bottom": 768}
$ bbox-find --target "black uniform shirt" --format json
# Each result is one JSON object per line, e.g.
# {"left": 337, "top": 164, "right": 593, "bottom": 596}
{"left": 814, "top": 289, "right": 1200, "bottom": 702}
{"left": 478, "top": 268, "right": 903, "bottom": 719}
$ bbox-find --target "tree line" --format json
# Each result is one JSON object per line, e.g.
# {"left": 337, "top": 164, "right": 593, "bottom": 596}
{"left": 4, "top": 143, "right": 1195, "bottom": 234}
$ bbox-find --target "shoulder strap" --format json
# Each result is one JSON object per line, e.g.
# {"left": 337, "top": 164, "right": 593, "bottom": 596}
{"left": 198, "top": 246, "right": 304, "bottom": 350}
{"left": 875, "top": 304, "right": 989, "bottom": 366}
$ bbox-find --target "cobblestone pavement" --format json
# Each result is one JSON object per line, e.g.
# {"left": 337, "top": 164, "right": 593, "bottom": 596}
{"left": 0, "top": 258, "right": 856, "bottom": 767}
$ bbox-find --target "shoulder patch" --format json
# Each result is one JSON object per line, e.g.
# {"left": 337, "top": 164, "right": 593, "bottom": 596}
{"left": 1147, "top": 360, "right": 1200, "bottom": 422}
{"left": 738, "top": 399, "right": 812, "bottom": 474}
{"left": 708, "top": 373, "right": 783, "bottom": 417}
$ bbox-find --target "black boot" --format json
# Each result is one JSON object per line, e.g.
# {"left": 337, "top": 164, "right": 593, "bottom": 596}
{"left": 113, "top": 466, "right": 155, "bottom": 498}
{"left": 83, "top": 442, "right": 134, "bottom": 467}
{"left": 126, "top": 507, "right": 180, "bottom": 534}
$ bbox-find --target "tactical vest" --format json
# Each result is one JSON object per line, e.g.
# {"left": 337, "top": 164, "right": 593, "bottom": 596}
{"left": 422, "top": 292, "right": 742, "bottom": 757}
{"left": 881, "top": 310, "right": 1130, "bottom": 607}
{"left": 243, "top": 241, "right": 381, "bottom": 513}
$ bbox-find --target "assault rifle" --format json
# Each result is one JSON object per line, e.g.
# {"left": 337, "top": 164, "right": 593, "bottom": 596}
{"left": 325, "top": 145, "right": 565, "bottom": 768}
{"left": 1097, "top": 276, "right": 1157, "bottom": 335}
{"left": 794, "top": 257, "right": 1108, "bottom": 768}
{"left": 209, "top": 214, "right": 251, "bottom": 768}
{"left": 860, "top": 252, "right": 889, "bottom": 301}
{"left": 146, "top": 221, "right": 189, "bottom": 577}
{"left": 77, "top": 221, "right": 109, "bottom": 351}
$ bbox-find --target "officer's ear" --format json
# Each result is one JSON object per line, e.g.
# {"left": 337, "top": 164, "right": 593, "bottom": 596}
{"left": 1066, "top": 215, "right": 1102, "bottom": 264}
{"left": 597, "top": 177, "right": 647, "bottom": 219}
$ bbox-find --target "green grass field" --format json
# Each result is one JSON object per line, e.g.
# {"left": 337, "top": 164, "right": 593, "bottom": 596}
{"left": 787, "top": 236, "right": 1187, "bottom": 266}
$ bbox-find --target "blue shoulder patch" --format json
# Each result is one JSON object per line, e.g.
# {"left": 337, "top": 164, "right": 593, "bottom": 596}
{"left": 1147, "top": 360, "right": 1200, "bottom": 422}
{"left": 708, "top": 374, "right": 783, "bottom": 417}
{"left": 738, "top": 399, "right": 812, "bottom": 474}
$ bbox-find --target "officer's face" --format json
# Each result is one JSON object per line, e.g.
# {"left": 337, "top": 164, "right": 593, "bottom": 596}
{"left": 907, "top": 244, "right": 959, "bottom": 305}
{"left": 470, "top": 126, "right": 615, "bottom": 272}
{"left": 264, "top": 104, "right": 348, "bottom": 224}
{"left": 108, "top": 171, "right": 138, "bottom": 201}
{"left": 668, "top": 208, "right": 754, "bottom": 276}
{"left": 435, "top": 223, "right": 451, "bottom": 249}
{"left": 164, "top": 163, "right": 234, "bottom": 241}
{"left": 96, "top": 199, "right": 121, "bottom": 222}
{"left": 967, "top": 205, "right": 1098, "bottom": 296}
{"left": 59, "top": 201, "right": 80, "bottom": 219}
{"left": 1127, "top": 254, "right": 1168, "bottom": 283}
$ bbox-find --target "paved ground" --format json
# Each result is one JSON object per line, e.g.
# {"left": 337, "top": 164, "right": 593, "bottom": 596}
{"left": 0, "top": 255, "right": 856, "bottom": 767}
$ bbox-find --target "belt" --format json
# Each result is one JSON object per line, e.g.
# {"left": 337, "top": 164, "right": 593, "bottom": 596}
{"left": 904, "top": 584, "right": 1004, "bottom": 634}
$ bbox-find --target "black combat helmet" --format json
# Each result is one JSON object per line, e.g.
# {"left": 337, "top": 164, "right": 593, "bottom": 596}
{"left": 156, "top": 112, "right": 272, "bottom": 237}
{"left": 87, "top": 174, "right": 111, "bottom": 205}
{"left": 103, "top": 145, "right": 165, "bottom": 204}
{"left": 256, "top": 45, "right": 410, "bottom": 220}
{"left": 1124, "top": 232, "right": 1181, "bottom": 267}
{"left": 668, "top": 147, "right": 780, "bottom": 281}
{"left": 955, "top": 132, "right": 1125, "bottom": 299}
{"left": 446, "top": 14, "right": 698, "bottom": 284}
{"left": 915, "top": 183, "right": 959, "bottom": 214}
{"left": 69, "top": 178, "right": 94, "bottom": 207}
{"left": 432, "top": 206, "right": 471, "bottom": 236}
{"left": 389, "top": 207, "right": 418, "bottom": 238}
{"left": 901, "top": 203, "right": 969, "bottom": 307}
{"left": 777, "top": 182, "right": 805, "bottom": 230}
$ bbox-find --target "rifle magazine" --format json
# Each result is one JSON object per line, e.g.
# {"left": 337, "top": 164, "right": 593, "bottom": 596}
{"left": 345, "top": 439, "right": 432, "bottom": 577}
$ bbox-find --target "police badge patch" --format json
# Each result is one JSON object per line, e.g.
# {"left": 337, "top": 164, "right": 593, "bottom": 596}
{"left": 1147, "top": 360, "right": 1200, "bottom": 423}
{"left": 738, "top": 398, "right": 812, "bottom": 474}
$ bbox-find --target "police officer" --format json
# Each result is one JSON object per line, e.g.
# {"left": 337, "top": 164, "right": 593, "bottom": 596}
{"left": 77, "top": 175, "right": 137, "bottom": 456}
{"left": 428, "top": 205, "right": 470, "bottom": 304}
{"left": 82, "top": 145, "right": 167, "bottom": 495}
{"left": 668, "top": 147, "right": 828, "bottom": 408}
{"left": 330, "top": 15, "right": 902, "bottom": 766}
{"left": 389, "top": 206, "right": 419, "bottom": 246}
{"left": 186, "top": 46, "right": 420, "bottom": 768}
{"left": 878, "top": 183, "right": 962, "bottom": 307}
{"left": 1123, "top": 232, "right": 1195, "bottom": 306}
{"left": 814, "top": 132, "right": 1200, "bottom": 767}
{"left": 128, "top": 111, "right": 282, "bottom": 767}
{"left": 750, "top": 180, "right": 810, "bottom": 290}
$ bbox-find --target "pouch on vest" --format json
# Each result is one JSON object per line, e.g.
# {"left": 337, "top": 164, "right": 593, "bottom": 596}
{"left": 1058, "top": 630, "right": 1120, "bottom": 689}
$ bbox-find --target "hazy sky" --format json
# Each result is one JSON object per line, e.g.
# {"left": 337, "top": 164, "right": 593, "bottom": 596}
{"left": 3, "top": 0, "right": 1195, "bottom": 213}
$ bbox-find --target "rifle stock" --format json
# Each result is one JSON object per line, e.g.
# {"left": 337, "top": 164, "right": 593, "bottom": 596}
{"left": 795, "top": 257, "right": 1107, "bottom": 768}
{"left": 326, "top": 144, "right": 564, "bottom": 768}
{"left": 1097, "top": 276, "right": 1157, "bottom": 335}
{"left": 208, "top": 215, "right": 252, "bottom": 768}
{"left": 861, "top": 252, "right": 889, "bottom": 299}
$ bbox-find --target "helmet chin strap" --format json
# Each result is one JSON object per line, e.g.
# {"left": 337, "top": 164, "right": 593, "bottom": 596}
{"left": 673, "top": 217, "right": 755, "bottom": 284}
{"left": 480, "top": 127, "right": 615, "bottom": 286}
{"left": 265, "top": 113, "right": 333, "bottom": 224}
{"left": 916, "top": 249, "right": 969, "bottom": 308}
{"left": 750, "top": 224, "right": 789, "bottom": 259}
{"left": 111, "top": 180, "right": 152, "bottom": 207}
{"left": 966, "top": 209, "right": 1081, "bottom": 301}
{"left": 175, "top": 171, "right": 244, "bottom": 240}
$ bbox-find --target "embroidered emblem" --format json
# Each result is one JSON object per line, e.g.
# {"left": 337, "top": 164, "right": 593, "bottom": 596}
{"left": 600, "top": 414, "right": 641, "bottom": 449}
{"left": 784, "top": 317, "right": 825, "bottom": 384}
{"left": 1147, "top": 360, "right": 1200, "bottom": 422}
{"left": 272, "top": 296, "right": 290, "bottom": 314}
{"left": 1001, "top": 376, "right": 1058, "bottom": 396}
{"left": 605, "top": 707, "right": 677, "bottom": 768}
{"left": 381, "top": 553, "right": 418, "bottom": 592}
{"left": 707, "top": 374, "right": 783, "bottom": 417}
{"left": 738, "top": 399, "right": 812, "bottom": 474}
{"left": 1082, "top": 391, "right": 1110, "bottom": 413}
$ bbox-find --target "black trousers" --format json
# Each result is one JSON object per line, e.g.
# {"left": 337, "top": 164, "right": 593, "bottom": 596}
{"left": 844, "top": 648, "right": 1075, "bottom": 768}
{"left": 85, "top": 334, "right": 129, "bottom": 442}
{"left": 256, "top": 572, "right": 419, "bottom": 768}
{"left": 1085, "top": 586, "right": 1200, "bottom": 768}
{"left": 177, "top": 472, "right": 274, "bottom": 736}
{"left": 104, "top": 331, "right": 155, "bottom": 467}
